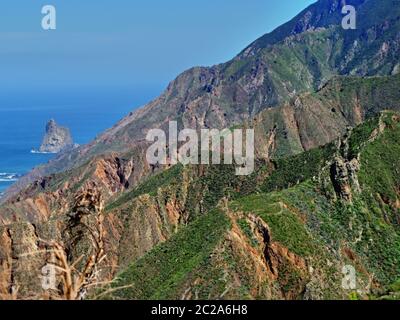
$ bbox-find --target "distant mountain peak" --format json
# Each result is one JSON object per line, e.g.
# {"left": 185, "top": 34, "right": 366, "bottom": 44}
{"left": 239, "top": 0, "right": 377, "bottom": 57}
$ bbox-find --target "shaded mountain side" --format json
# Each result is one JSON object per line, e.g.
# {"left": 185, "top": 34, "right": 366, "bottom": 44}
{"left": 240, "top": 0, "right": 400, "bottom": 67}
{"left": 5, "top": 0, "right": 400, "bottom": 200}
{"left": 239, "top": 0, "right": 368, "bottom": 55}
{"left": 103, "top": 111, "right": 400, "bottom": 300}
{"left": 1, "top": 74, "right": 400, "bottom": 298}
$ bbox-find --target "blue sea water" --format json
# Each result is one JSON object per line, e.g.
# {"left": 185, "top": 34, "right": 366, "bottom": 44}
{"left": 0, "top": 86, "right": 161, "bottom": 195}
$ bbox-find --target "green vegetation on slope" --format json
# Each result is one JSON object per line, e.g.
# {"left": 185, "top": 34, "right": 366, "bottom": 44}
{"left": 106, "top": 164, "right": 184, "bottom": 211}
{"left": 262, "top": 143, "right": 336, "bottom": 193}
{"left": 102, "top": 209, "right": 230, "bottom": 300}
{"left": 231, "top": 190, "right": 317, "bottom": 258}
{"left": 358, "top": 113, "right": 400, "bottom": 203}
{"left": 183, "top": 162, "right": 268, "bottom": 220}
{"left": 105, "top": 112, "right": 400, "bottom": 299}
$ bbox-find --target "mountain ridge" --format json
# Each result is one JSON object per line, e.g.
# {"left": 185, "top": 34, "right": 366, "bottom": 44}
{"left": 1, "top": 0, "right": 400, "bottom": 300}
{"left": 1, "top": 74, "right": 400, "bottom": 299}
{"left": 5, "top": 0, "right": 400, "bottom": 200}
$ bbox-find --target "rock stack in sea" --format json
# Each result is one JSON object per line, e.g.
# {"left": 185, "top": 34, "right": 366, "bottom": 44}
{"left": 39, "top": 119, "right": 74, "bottom": 153}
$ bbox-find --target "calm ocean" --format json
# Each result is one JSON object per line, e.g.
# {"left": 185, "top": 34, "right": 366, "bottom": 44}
{"left": 0, "top": 86, "right": 161, "bottom": 195}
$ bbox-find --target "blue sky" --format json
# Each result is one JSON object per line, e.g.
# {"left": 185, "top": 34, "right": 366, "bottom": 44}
{"left": 0, "top": 0, "right": 315, "bottom": 93}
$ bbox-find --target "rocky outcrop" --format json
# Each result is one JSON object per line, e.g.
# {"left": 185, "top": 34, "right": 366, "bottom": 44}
{"left": 329, "top": 112, "right": 396, "bottom": 202}
{"left": 330, "top": 155, "right": 361, "bottom": 202}
{"left": 39, "top": 119, "right": 74, "bottom": 153}
{"left": 328, "top": 127, "right": 361, "bottom": 202}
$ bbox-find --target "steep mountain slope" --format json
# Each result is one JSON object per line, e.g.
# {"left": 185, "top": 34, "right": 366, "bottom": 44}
{"left": 1, "top": 75, "right": 400, "bottom": 298}
{"left": 104, "top": 111, "right": 400, "bottom": 300}
{"left": 2, "top": 74, "right": 400, "bottom": 223}
{"left": 1, "top": 0, "right": 400, "bottom": 300}
{"left": 5, "top": 0, "right": 400, "bottom": 199}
